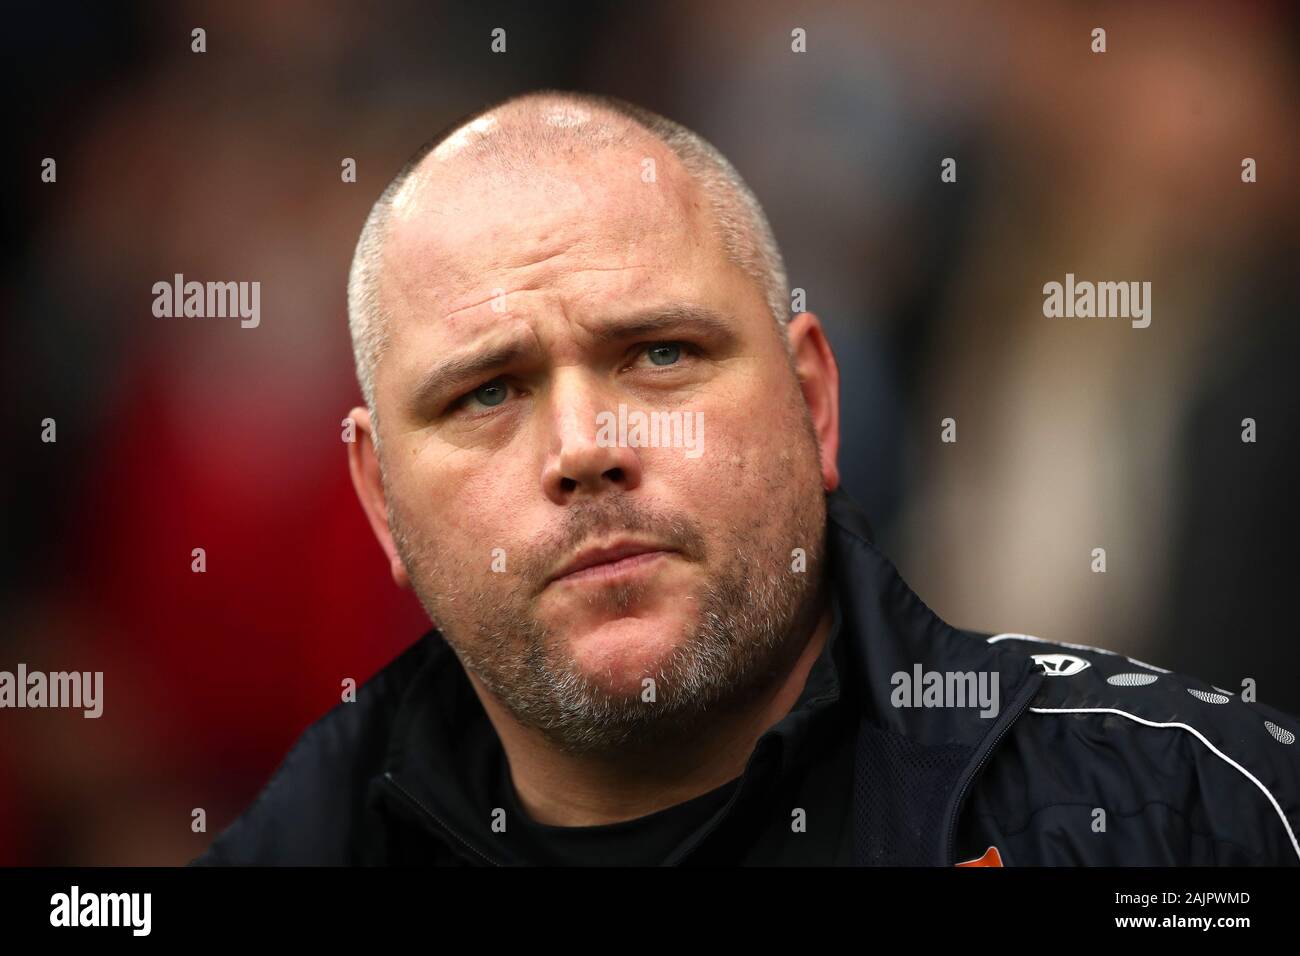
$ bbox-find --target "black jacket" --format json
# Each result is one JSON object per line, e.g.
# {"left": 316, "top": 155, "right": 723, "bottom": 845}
{"left": 194, "top": 488, "right": 1300, "bottom": 865}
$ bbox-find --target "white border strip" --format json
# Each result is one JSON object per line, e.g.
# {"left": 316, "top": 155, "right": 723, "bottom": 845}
{"left": 1030, "top": 706, "right": 1300, "bottom": 862}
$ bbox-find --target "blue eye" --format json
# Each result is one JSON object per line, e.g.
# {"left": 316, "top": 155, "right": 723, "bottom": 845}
{"left": 646, "top": 343, "right": 681, "bottom": 366}
{"left": 469, "top": 379, "right": 508, "bottom": 407}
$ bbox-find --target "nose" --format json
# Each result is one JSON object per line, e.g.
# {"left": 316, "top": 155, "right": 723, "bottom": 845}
{"left": 540, "top": 370, "right": 643, "bottom": 504}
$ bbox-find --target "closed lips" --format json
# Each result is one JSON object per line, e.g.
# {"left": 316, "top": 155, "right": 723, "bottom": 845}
{"left": 549, "top": 541, "right": 674, "bottom": 583}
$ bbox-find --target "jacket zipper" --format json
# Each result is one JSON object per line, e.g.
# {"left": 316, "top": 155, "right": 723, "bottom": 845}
{"left": 942, "top": 668, "right": 1043, "bottom": 865}
{"left": 383, "top": 771, "right": 502, "bottom": 867}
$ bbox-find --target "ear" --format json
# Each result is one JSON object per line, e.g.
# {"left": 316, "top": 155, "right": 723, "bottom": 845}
{"left": 785, "top": 313, "right": 841, "bottom": 492}
{"left": 345, "top": 406, "right": 411, "bottom": 589}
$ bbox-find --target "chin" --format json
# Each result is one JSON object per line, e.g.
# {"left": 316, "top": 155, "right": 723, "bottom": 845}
{"left": 562, "top": 613, "right": 693, "bottom": 695}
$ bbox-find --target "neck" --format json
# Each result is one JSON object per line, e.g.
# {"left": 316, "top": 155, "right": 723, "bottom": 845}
{"left": 468, "top": 593, "right": 834, "bottom": 826}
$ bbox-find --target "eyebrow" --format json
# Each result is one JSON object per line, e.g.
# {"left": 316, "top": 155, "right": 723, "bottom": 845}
{"left": 588, "top": 305, "right": 736, "bottom": 345}
{"left": 407, "top": 338, "right": 532, "bottom": 414}
{"left": 407, "top": 304, "right": 737, "bottom": 414}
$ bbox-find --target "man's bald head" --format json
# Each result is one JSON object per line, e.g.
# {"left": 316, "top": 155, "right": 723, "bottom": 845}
{"left": 346, "top": 90, "right": 790, "bottom": 428}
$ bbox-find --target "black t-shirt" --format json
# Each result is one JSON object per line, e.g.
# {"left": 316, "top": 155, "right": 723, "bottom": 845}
{"left": 496, "top": 749, "right": 743, "bottom": 866}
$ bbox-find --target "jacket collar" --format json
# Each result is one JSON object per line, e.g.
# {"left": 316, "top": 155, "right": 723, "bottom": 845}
{"left": 823, "top": 486, "right": 1044, "bottom": 863}
{"left": 376, "top": 632, "right": 510, "bottom": 864}
{"left": 824, "top": 485, "right": 1042, "bottom": 744}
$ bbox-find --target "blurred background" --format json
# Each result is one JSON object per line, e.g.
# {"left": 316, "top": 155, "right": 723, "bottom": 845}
{"left": 3, "top": 0, "right": 1297, "bottom": 864}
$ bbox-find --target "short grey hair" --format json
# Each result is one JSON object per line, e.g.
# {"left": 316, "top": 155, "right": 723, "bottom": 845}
{"left": 346, "top": 90, "right": 790, "bottom": 442}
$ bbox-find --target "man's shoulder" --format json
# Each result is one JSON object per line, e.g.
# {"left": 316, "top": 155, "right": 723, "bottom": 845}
{"left": 191, "top": 634, "right": 439, "bottom": 865}
{"left": 971, "top": 633, "right": 1300, "bottom": 864}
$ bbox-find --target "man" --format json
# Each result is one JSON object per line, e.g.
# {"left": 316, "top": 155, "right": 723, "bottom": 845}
{"left": 194, "top": 90, "right": 1300, "bottom": 866}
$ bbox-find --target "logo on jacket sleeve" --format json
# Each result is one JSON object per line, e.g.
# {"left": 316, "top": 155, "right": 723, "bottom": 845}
{"left": 1031, "top": 653, "right": 1091, "bottom": 677}
{"left": 955, "top": 846, "right": 1004, "bottom": 867}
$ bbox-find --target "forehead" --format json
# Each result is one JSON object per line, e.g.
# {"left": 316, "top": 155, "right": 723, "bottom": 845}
{"left": 378, "top": 130, "right": 728, "bottom": 326}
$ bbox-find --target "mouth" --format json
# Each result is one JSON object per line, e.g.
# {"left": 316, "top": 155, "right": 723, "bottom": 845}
{"left": 546, "top": 539, "right": 678, "bottom": 588}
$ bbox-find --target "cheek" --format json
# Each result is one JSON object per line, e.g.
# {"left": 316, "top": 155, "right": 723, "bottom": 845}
{"left": 394, "top": 442, "right": 534, "bottom": 564}
{"left": 686, "top": 378, "right": 805, "bottom": 487}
